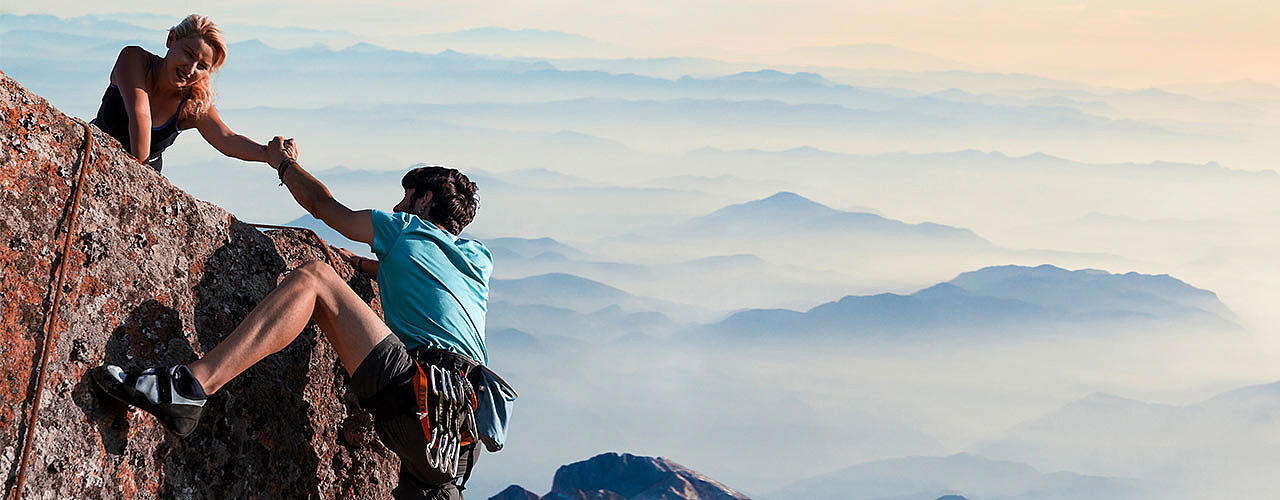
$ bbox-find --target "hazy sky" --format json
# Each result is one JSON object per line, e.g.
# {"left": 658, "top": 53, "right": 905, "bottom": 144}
{"left": 6, "top": 0, "right": 1277, "bottom": 87}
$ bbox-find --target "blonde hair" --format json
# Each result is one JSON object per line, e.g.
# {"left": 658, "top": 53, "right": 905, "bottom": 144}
{"left": 168, "top": 14, "right": 226, "bottom": 123}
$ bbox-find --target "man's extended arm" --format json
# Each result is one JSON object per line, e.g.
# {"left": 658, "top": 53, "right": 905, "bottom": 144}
{"left": 266, "top": 137, "right": 374, "bottom": 245}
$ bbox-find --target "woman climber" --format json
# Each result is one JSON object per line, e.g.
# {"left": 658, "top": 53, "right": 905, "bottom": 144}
{"left": 91, "top": 14, "right": 272, "bottom": 172}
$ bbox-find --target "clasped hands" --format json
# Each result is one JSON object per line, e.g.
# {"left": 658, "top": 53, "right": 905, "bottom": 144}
{"left": 265, "top": 136, "right": 298, "bottom": 171}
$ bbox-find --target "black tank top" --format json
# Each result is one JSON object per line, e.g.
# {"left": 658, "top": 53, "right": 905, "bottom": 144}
{"left": 91, "top": 57, "right": 188, "bottom": 172}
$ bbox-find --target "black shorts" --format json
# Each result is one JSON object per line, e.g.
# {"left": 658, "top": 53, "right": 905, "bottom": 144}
{"left": 351, "top": 335, "right": 480, "bottom": 500}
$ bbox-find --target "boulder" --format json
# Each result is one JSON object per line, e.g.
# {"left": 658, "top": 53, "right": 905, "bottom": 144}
{"left": 0, "top": 73, "right": 399, "bottom": 497}
{"left": 545, "top": 453, "right": 750, "bottom": 500}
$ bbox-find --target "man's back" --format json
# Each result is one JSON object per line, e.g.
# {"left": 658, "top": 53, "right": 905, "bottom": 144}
{"left": 370, "top": 209, "right": 492, "bottom": 364}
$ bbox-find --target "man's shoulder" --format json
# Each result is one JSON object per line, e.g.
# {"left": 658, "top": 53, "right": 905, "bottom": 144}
{"left": 455, "top": 237, "right": 492, "bottom": 263}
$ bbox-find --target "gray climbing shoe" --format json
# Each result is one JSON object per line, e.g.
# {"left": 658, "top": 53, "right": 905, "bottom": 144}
{"left": 91, "top": 364, "right": 207, "bottom": 437}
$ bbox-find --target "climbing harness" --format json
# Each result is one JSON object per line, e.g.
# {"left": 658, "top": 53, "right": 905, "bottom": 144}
{"left": 9, "top": 119, "right": 96, "bottom": 500}
{"left": 410, "top": 349, "right": 480, "bottom": 485}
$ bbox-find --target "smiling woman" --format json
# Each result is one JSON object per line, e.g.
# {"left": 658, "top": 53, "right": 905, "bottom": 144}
{"left": 91, "top": 14, "right": 274, "bottom": 172}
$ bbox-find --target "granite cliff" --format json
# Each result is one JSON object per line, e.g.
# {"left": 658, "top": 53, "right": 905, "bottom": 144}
{"left": 0, "top": 73, "right": 400, "bottom": 497}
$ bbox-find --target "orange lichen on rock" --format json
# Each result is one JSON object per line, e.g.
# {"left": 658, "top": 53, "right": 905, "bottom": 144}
{"left": 0, "top": 75, "right": 398, "bottom": 498}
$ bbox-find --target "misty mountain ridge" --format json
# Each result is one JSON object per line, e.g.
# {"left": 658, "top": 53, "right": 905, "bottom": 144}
{"left": 687, "top": 146, "right": 1274, "bottom": 178}
{"left": 763, "top": 452, "right": 1145, "bottom": 500}
{"left": 950, "top": 264, "right": 1235, "bottom": 320}
{"left": 8, "top": 16, "right": 1203, "bottom": 144}
{"left": 420, "top": 26, "right": 600, "bottom": 45}
{"left": 710, "top": 264, "right": 1237, "bottom": 340}
{"left": 677, "top": 191, "right": 989, "bottom": 246}
{"left": 411, "top": 26, "right": 621, "bottom": 58}
{"left": 488, "top": 301, "right": 679, "bottom": 342}
{"left": 975, "top": 378, "right": 1280, "bottom": 488}
{"left": 487, "top": 237, "right": 592, "bottom": 261}
{"left": 715, "top": 69, "right": 833, "bottom": 86}
{"left": 775, "top": 43, "right": 970, "bottom": 72}
{"left": 489, "top": 272, "right": 709, "bottom": 323}
{"left": 10, "top": 12, "right": 1275, "bottom": 127}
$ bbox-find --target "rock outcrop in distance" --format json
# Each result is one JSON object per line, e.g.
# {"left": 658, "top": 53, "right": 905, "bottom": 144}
{"left": 491, "top": 452, "right": 751, "bottom": 500}
{"left": 0, "top": 74, "right": 400, "bottom": 497}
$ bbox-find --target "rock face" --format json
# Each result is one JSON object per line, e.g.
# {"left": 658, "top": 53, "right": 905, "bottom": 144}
{"left": 0, "top": 74, "right": 400, "bottom": 497}
{"left": 540, "top": 453, "right": 751, "bottom": 500}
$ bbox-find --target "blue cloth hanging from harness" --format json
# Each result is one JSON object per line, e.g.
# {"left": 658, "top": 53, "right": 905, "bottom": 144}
{"left": 473, "top": 366, "right": 517, "bottom": 451}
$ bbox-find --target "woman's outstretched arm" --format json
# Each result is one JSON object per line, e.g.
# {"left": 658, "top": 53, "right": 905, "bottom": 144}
{"left": 112, "top": 46, "right": 153, "bottom": 162}
{"left": 194, "top": 106, "right": 269, "bottom": 163}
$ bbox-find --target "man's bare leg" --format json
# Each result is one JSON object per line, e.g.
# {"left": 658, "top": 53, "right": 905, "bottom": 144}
{"left": 188, "top": 260, "right": 392, "bottom": 394}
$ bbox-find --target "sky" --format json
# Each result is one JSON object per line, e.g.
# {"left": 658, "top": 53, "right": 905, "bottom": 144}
{"left": 4, "top": 0, "right": 1278, "bottom": 87}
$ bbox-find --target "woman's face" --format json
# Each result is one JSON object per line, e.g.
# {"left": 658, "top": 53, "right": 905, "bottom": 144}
{"left": 163, "top": 36, "right": 216, "bottom": 90}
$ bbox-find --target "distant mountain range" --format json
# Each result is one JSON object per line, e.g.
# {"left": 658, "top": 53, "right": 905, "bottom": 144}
{"left": 775, "top": 43, "right": 970, "bottom": 72}
{"left": 485, "top": 234, "right": 869, "bottom": 313}
{"left": 490, "top": 452, "right": 750, "bottom": 500}
{"left": 413, "top": 26, "right": 619, "bottom": 58}
{"left": 680, "top": 147, "right": 1278, "bottom": 229}
{"left": 487, "top": 236, "right": 593, "bottom": 261}
{"left": 709, "top": 264, "right": 1237, "bottom": 340}
{"left": 975, "top": 379, "right": 1280, "bottom": 489}
{"left": 8, "top": 12, "right": 1273, "bottom": 178}
{"left": 490, "top": 272, "right": 708, "bottom": 323}
{"left": 763, "top": 453, "right": 1145, "bottom": 500}
{"left": 487, "top": 451, "right": 1144, "bottom": 500}
{"left": 0, "top": 14, "right": 1202, "bottom": 136}
{"left": 684, "top": 146, "right": 1277, "bottom": 181}
{"left": 675, "top": 191, "right": 988, "bottom": 246}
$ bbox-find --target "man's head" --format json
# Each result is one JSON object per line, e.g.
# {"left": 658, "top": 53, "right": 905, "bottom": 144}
{"left": 394, "top": 166, "right": 478, "bottom": 235}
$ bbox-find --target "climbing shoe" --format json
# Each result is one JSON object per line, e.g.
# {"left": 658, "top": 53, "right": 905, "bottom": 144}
{"left": 91, "top": 364, "right": 207, "bottom": 437}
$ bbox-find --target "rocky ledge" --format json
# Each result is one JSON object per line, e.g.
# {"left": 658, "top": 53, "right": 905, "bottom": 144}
{"left": 0, "top": 73, "right": 399, "bottom": 498}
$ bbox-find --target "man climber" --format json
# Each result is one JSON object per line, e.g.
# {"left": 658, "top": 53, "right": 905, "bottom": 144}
{"left": 93, "top": 137, "right": 493, "bottom": 499}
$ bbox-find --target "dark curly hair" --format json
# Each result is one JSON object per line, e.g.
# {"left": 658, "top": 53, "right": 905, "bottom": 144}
{"left": 401, "top": 166, "right": 478, "bottom": 235}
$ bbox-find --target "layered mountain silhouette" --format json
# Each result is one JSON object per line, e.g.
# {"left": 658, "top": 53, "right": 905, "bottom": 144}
{"left": 710, "top": 264, "right": 1236, "bottom": 339}
{"left": 948, "top": 264, "right": 1235, "bottom": 321}
{"left": 763, "top": 453, "right": 1144, "bottom": 500}
{"left": 976, "top": 379, "right": 1280, "bottom": 484}
{"left": 676, "top": 192, "right": 987, "bottom": 246}
{"left": 488, "top": 236, "right": 592, "bottom": 261}
{"left": 490, "top": 452, "right": 750, "bottom": 500}
{"left": 489, "top": 272, "right": 707, "bottom": 323}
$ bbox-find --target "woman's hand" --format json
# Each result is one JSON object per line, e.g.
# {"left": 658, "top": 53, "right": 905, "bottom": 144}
{"left": 282, "top": 138, "right": 298, "bottom": 161}
{"left": 264, "top": 136, "right": 297, "bottom": 170}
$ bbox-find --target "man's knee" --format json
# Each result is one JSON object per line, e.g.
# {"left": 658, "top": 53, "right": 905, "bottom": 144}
{"left": 282, "top": 260, "right": 341, "bottom": 288}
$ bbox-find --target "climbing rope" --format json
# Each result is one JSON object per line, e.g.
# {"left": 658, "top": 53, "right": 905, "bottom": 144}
{"left": 9, "top": 119, "right": 96, "bottom": 500}
{"left": 6, "top": 123, "right": 340, "bottom": 500}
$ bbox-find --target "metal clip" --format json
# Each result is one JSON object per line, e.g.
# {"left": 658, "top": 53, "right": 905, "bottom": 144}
{"left": 456, "top": 437, "right": 464, "bottom": 475}
{"left": 424, "top": 428, "right": 440, "bottom": 468}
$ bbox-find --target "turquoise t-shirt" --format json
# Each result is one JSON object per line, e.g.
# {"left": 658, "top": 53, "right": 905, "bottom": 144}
{"left": 370, "top": 210, "right": 491, "bottom": 364}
